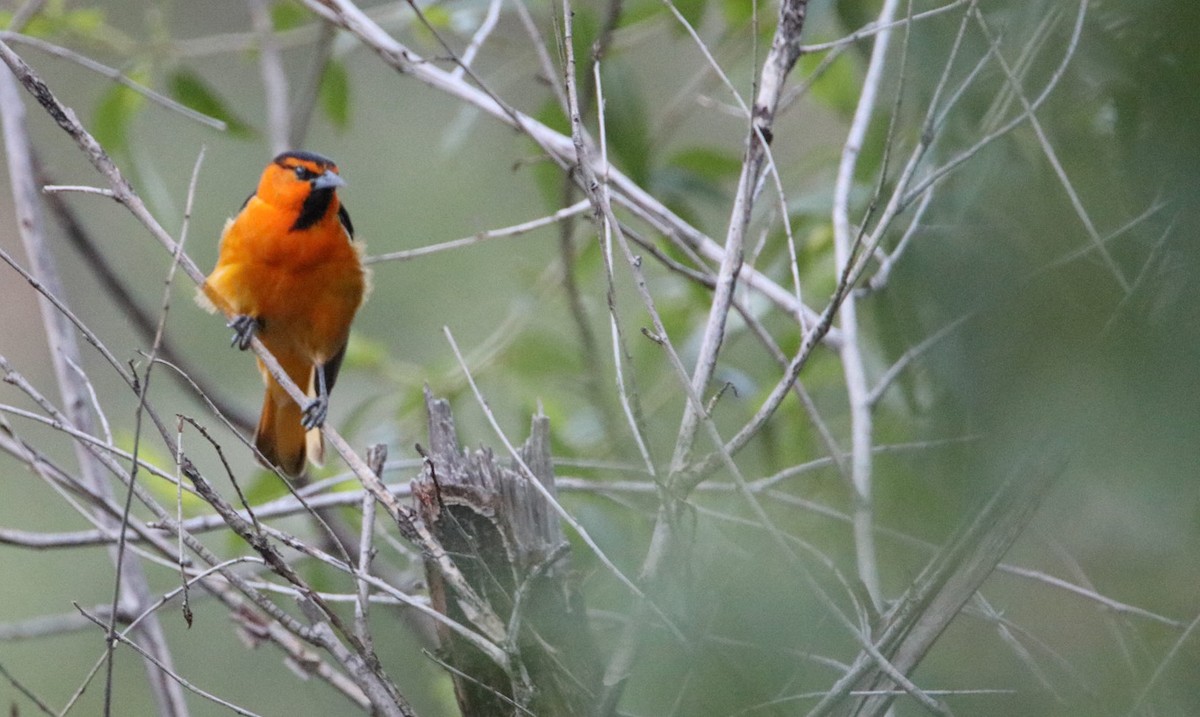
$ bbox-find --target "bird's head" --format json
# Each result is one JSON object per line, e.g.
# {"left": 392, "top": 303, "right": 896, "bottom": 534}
{"left": 256, "top": 151, "right": 346, "bottom": 229}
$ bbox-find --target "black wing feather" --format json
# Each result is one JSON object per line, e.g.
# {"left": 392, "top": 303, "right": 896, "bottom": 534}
{"left": 318, "top": 343, "right": 348, "bottom": 397}
{"left": 338, "top": 203, "right": 355, "bottom": 239}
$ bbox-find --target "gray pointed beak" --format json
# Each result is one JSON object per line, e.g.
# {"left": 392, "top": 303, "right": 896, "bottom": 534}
{"left": 313, "top": 170, "right": 346, "bottom": 190}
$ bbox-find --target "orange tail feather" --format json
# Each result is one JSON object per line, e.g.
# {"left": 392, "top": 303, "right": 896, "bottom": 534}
{"left": 254, "top": 376, "right": 314, "bottom": 477}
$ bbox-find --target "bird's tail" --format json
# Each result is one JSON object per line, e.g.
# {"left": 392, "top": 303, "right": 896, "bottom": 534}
{"left": 254, "top": 363, "right": 323, "bottom": 477}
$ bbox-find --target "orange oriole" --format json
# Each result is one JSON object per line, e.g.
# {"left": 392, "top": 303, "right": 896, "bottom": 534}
{"left": 198, "top": 151, "right": 368, "bottom": 476}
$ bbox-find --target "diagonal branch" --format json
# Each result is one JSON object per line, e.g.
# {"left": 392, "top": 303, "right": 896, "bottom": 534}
{"left": 0, "top": 54, "right": 189, "bottom": 717}
{"left": 303, "top": 0, "right": 837, "bottom": 344}
{"left": 668, "top": 0, "right": 810, "bottom": 471}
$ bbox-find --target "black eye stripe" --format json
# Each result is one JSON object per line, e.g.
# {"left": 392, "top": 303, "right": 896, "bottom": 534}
{"left": 292, "top": 165, "right": 317, "bottom": 181}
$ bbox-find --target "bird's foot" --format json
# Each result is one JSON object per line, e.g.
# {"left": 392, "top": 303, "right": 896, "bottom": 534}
{"left": 228, "top": 315, "right": 261, "bottom": 350}
{"left": 301, "top": 395, "right": 329, "bottom": 430}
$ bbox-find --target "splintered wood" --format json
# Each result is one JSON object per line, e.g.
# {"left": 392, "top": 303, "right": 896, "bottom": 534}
{"left": 415, "top": 389, "right": 601, "bottom": 716}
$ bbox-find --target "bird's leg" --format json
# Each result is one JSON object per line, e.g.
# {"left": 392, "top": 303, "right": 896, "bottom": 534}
{"left": 302, "top": 363, "right": 329, "bottom": 429}
{"left": 228, "top": 315, "right": 262, "bottom": 351}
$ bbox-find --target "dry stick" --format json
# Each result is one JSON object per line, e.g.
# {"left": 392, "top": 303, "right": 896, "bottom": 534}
{"left": 547, "top": 0, "right": 619, "bottom": 446}
{"left": 662, "top": 0, "right": 820, "bottom": 414}
{"left": 612, "top": 216, "right": 851, "bottom": 481}
{"left": 553, "top": 21, "right": 720, "bottom": 690}
{"left": 700, "top": 0, "right": 994, "bottom": 484}
{"left": 0, "top": 39, "right": 478, "bottom": 713}
{"left": 863, "top": 189, "right": 933, "bottom": 294}
{"left": 443, "top": 325, "right": 675, "bottom": 634}
{"left": 2, "top": 473, "right": 1183, "bottom": 635}
{"left": 288, "top": 22, "right": 335, "bottom": 149}
{"left": 967, "top": 594, "right": 1062, "bottom": 700}
{"left": 76, "top": 606, "right": 263, "bottom": 717}
{"left": 512, "top": 0, "right": 569, "bottom": 113}
{"left": 181, "top": 461, "right": 414, "bottom": 717}
{"left": 354, "top": 445, "right": 386, "bottom": 649}
{"left": 0, "top": 661, "right": 56, "bottom": 717}
{"left": 365, "top": 200, "right": 591, "bottom": 263}
{"left": 1127, "top": 608, "right": 1200, "bottom": 715}
{"left": 105, "top": 145, "right": 204, "bottom": 707}
{"left": 248, "top": 0, "right": 290, "bottom": 156}
{"left": 0, "top": 401, "right": 191, "bottom": 567}
{"left": 806, "top": 448, "right": 1068, "bottom": 717}
{"left": 831, "top": 0, "right": 902, "bottom": 611}
{"left": 1, "top": 374, "right": 391, "bottom": 714}
{"left": 0, "top": 398, "right": 203, "bottom": 495}
{"left": 898, "top": 0, "right": 1089, "bottom": 210}
{"left": 848, "top": 1, "right": 1094, "bottom": 410}
{"left": 668, "top": 0, "right": 810, "bottom": 471}
{"left": 5, "top": 448, "right": 1181, "bottom": 639}
{"left": 868, "top": 313, "right": 970, "bottom": 408}
{"left": 303, "top": 0, "right": 838, "bottom": 345}
{"left": 0, "top": 32, "right": 226, "bottom": 130}
{"left": 971, "top": 5, "right": 1128, "bottom": 293}
{"left": 591, "top": 64, "right": 658, "bottom": 475}
{"left": 1045, "top": 540, "right": 1144, "bottom": 679}
{"left": 798, "top": 0, "right": 967, "bottom": 54}
{"left": 451, "top": 0, "right": 502, "bottom": 80}
{"left": 0, "top": 36, "right": 509, "bottom": 662}
{"left": 0, "top": 364, "right": 380, "bottom": 710}
{"left": 95, "top": 557, "right": 355, "bottom": 704}
{"left": 37, "top": 175, "right": 256, "bottom": 431}
{"left": 975, "top": 7, "right": 1058, "bottom": 140}
{"left": 0, "top": 60, "right": 188, "bottom": 717}
{"left": 7, "top": 0, "right": 46, "bottom": 32}
{"left": 559, "top": 7, "right": 915, "bottom": 708}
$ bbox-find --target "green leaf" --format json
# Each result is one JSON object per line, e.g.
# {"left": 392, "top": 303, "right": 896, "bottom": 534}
{"left": 421, "top": 4, "right": 452, "bottom": 29}
{"left": 270, "top": 0, "right": 308, "bottom": 31}
{"left": 799, "top": 47, "right": 863, "bottom": 117}
{"left": 667, "top": 146, "right": 742, "bottom": 182}
{"left": 167, "top": 69, "right": 255, "bottom": 137}
{"left": 93, "top": 81, "right": 145, "bottom": 152}
{"left": 599, "top": 60, "right": 652, "bottom": 185}
{"left": 319, "top": 60, "right": 351, "bottom": 131}
{"left": 62, "top": 7, "right": 105, "bottom": 36}
{"left": 722, "top": 0, "right": 754, "bottom": 27}
{"left": 3, "top": 3, "right": 106, "bottom": 40}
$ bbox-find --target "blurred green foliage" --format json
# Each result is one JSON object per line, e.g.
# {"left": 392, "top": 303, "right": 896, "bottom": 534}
{"left": 0, "top": 0, "right": 1197, "bottom": 715}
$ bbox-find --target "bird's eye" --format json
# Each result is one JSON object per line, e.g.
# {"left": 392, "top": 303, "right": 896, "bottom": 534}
{"left": 293, "top": 166, "right": 315, "bottom": 181}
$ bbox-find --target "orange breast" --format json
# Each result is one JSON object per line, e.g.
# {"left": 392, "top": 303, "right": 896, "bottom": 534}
{"left": 205, "top": 197, "right": 366, "bottom": 364}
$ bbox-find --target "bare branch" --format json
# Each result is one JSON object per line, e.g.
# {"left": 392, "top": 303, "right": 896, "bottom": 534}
{"left": 0, "top": 54, "right": 188, "bottom": 717}
{"left": 248, "top": 0, "right": 291, "bottom": 155}
{"left": 0, "top": 32, "right": 227, "bottom": 130}
{"left": 669, "top": 0, "right": 810, "bottom": 469}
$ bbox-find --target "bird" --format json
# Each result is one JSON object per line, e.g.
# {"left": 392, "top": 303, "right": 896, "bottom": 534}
{"left": 198, "top": 151, "right": 368, "bottom": 476}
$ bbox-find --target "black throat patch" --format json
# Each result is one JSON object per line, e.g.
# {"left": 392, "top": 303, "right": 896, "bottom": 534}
{"left": 291, "top": 187, "right": 334, "bottom": 232}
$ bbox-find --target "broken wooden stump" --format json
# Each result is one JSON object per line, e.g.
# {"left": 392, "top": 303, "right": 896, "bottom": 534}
{"left": 414, "top": 388, "right": 601, "bottom": 716}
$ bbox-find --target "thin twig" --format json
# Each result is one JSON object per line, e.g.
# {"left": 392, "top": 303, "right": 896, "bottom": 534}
{"left": 443, "top": 324, "right": 674, "bottom": 632}
{"left": 590, "top": 61, "right": 657, "bottom": 475}
{"left": 76, "top": 605, "right": 263, "bottom": 717}
{"left": 303, "top": 0, "right": 838, "bottom": 344}
{"left": 451, "top": 0, "right": 503, "bottom": 80}
{"left": 831, "top": 0, "right": 902, "bottom": 610}
{"left": 971, "top": 3, "right": 1127, "bottom": 292}
{"left": 668, "top": 0, "right": 810, "bottom": 470}
{"left": 365, "top": 200, "right": 591, "bottom": 263}
{"left": 0, "top": 55, "right": 188, "bottom": 717}
{"left": 797, "top": 0, "right": 966, "bottom": 54}
{"left": 0, "top": 31, "right": 227, "bottom": 130}
{"left": 248, "top": 0, "right": 291, "bottom": 154}
{"left": 289, "top": 23, "right": 336, "bottom": 148}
